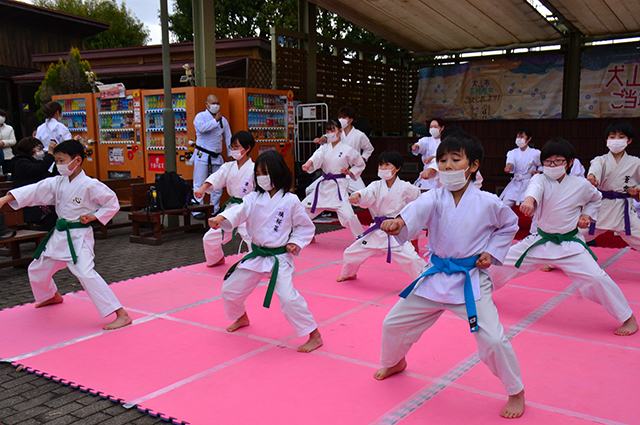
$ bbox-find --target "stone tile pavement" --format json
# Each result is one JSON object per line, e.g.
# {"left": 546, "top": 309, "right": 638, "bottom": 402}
{"left": 0, "top": 212, "right": 340, "bottom": 424}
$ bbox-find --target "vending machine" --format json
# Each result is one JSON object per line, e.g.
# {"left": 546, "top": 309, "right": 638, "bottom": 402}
{"left": 52, "top": 93, "right": 99, "bottom": 178}
{"left": 228, "top": 88, "right": 295, "bottom": 190}
{"left": 141, "top": 86, "right": 230, "bottom": 183}
{"left": 95, "top": 88, "right": 145, "bottom": 180}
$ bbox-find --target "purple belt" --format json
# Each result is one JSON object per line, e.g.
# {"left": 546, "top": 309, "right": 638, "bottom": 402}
{"left": 310, "top": 173, "right": 346, "bottom": 214}
{"left": 358, "top": 216, "right": 392, "bottom": 263}
{"left": 589, "top": 190, "right": 631, "bottom": 236}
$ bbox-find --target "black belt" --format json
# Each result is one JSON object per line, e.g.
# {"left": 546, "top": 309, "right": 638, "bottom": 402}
{"left": 196, "top": 145, "right": 221, "bottom": 174}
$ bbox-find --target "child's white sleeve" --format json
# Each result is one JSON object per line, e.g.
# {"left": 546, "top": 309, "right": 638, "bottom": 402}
{"left": 8, "top": 178, "right": 57, "bottom": 209}
{"left": 355, "top": 183, "right": 376, "bottom": 208}
{"left": 484, "top": 201, "right": 518, "bottom": 266}
{"left": 396, "top": 194, "right": 433, "bottom": 243}
{"left": 582, "top": 183, "right": 602, "bottom": 221}
{"left": 203, "top": 162, "right": 229, "bottom": 192}
{"left": 90, "top": 183, "right": 120, "bottom": 225}
{"left": 524, "top": 174, "right": 545, "bottom": 204}
{"left": 403, "top": 183, "right": 421, "bottom": 204}
{"left": 347, "top": 151, "right": 366, "bottom": 179}
{"left": 288, "top": 198, "right": 315, "bottom": 249}
{"left": 220, "top": 194, "right": 251, "bottom": 230}
{"left": 359, "top": 134, "right": 374, "bottom": 162}
{"left": 505, "top": 149, "right": 515, "bottom": 168}
{"left": 587, "top": 155, "right": 604, "bottom": 180}
{"left": 306, "top": 148, "right": 324, "bottom": 173}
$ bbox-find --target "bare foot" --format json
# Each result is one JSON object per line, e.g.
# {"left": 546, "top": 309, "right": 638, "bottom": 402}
{"left": 207, "top": 257, "right": 225, "bottom": 267}
{"left": 104, "top": 308, "right": 132, "bottom": 330}
{"left": 298, "top": 328, "right": 323, "bottom": 352}
{"left": 35, "top": 292, "right": 64, "bottom": 308}
{"left": 227, "top": 312, "right": 250, "bottom": 332}
{"left": 500, "top": 390, "right": 525, "bottom": 418}
{"left": 373, "top": 357, "right": 407, "bottom": 380}
{"left": 615, "top": 314, "right": 638, "bottom": 336}
{"left": 540, "top": 265, "right": 554, "bottom": 272}
{"left": 336, "top": 275, "right": 356, "bottom": 282}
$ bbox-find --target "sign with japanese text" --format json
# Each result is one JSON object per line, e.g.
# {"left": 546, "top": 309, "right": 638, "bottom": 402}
{"left": 99, "top": 83, "right": 126, "bottom": 99}
{"left": 108, "top": 147, "right": 124, "bottom": 165}
{"left": 149, "top": 154, "right": 165, "bottom": 172}
{"left": 579, "top": 48, "right": 640, "bottom": 118}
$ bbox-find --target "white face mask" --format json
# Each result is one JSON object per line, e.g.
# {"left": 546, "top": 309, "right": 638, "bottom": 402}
{"left": 543, "top": 165, "right": 566, "bottom": 180}
{"left": 57, "top": 158, "right": 78, "bottom": 177}
{"left": 0, "top": 116, "right": 5, "bottom": 125}
{"left": 439, "top": 167, "right": 470, "bottom": 191}
{"left": 429, "top": 127, "right": 440, "bottom": 138}
{"left": 378, "top": 168, "right": 395, "bottom": 181}
{"left": 207, "top": 104, "right": 220, "bottom": 114}
{"left": 327, "top": 132, "right": 340, "bottom": 143}
{"left": 607, "top": 138, "right": 628, "bottom": 154}
{"left": 34, "top": 150, "right": 46, "bottom": 161}
{"left": 230, "top": 149, "right": 245, "bottom": 160}
{"left": 515, "top": 138, "right": 528, "bottom": 148}
{"left": 257, "top": 175, "right": 273, "bottom": 191}
{"left": 338, "top": 118, "right": 350, "bottom": 129}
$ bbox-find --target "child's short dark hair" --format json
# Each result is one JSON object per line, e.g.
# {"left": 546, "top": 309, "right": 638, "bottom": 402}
{"left": 540, "top": 138, "right": 575, "bottom": 175}
{"left": 231, "top": 131, "right": 255, "bottom": 153}
{"left": 440, "top": 126, "right": 465, "bottom": 141}
{"left": 326, "top": 118, "right": 341, "bottom": 132}
{"left": 436, "top": 133, "right": 483, "bottom": 181}
{"left": 53, "top": 139, "right": 85, "bottom": 161}
{"left": 605, "top": 121, "right": 634, "bottom": 140}
{"left": 255, "top": 150, "right": 291, "bottom": 193}
{"left": 517, "top": 128, "right": 532, "bottom": 139}
{"left": 429, "top": 117, "right": 444, "bottom": 128}
{"left": 378, "top": 150, "right": 403, "bottom": 169}
{"left": 0, "top": 109, "right": 7, "bottom": 118}
{"left": 16, "top": 137, "right": 43, "bottom": 155}
{"left": 337, "top": 106, "right": 355, "bottom": 119}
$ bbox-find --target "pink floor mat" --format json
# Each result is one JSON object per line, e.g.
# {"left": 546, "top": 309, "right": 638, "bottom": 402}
{"left": 1, "top": 230, "right": 638, "bottom": 425}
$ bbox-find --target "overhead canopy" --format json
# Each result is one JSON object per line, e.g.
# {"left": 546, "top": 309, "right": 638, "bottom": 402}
{"left": 309, "top": 0, "right": 640, "bottom": 53}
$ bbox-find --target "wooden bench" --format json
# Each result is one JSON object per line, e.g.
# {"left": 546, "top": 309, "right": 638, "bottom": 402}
{"left": 0, "top": 204, "right": 48, "bottom": 268}
{"left": 128, "top": 181, "right": 214, "bottom": 245}
{"left": 0, "top": 181, "right": 12, "bottom": 191}
{"left": 93, "top": 177, "right": 145, "bottom": 239}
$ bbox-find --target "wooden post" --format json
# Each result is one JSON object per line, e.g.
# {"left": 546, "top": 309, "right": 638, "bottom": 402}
{"left": 299, "top": 0, "right": 317, "bottom": 102}
{"left": 562, "top": 32, "right": 581, "bottom": 119}
{"left": 193, "top": 0, "right": 216, "bottom": 88}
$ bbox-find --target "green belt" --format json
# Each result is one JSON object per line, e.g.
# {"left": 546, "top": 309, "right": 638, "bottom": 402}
{"left": 34, "top": 219, "right": 91, "bottom": 264}
{"left": 219, "top": 197, "right": 243, "bottom": 239}
{"left": 224, "top": 242, "right": 288, "bottom": 308}
{"left": 515, "top": 228, "right": 597, "bottom": 268}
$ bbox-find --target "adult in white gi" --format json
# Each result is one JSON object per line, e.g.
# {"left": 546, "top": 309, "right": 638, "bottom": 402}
{"left": 490, "top": 138, "right": 637, "bottom": 336}
{"left": 302, "top": 121, "right": 365, "bottom": 239}
{"left": 34, "top": 101, "right": 73, "bottom": 151}
{"left": 500, "top": 130, "right": 541, "bottom": 207}
{"left": 192, "top": 94, "right": 232, "bottom": 212}
{"left": 582, "top": 121, "right": 640, "bottom": 251}
{"left": 0, "top": 109, "right": 17, "bottom": 176}
{"left": 375, "top": 133, "right": 525, "bottom": 419}
{"left": 338, "top": 151, "right": 425, "bottom": 281}
{"left": 411, "top": 118, "right": 444, "bottom": 190}
{"left": 196, "top": 136, "right": 255, "bottom": 266}
{"left": 210, "top": 150, "right": 322, "bottom": 352}
{"left": 0, "top": 140, "right": 131, "bottom": 330}
{"left": 570, "top": 158, "right": 585, "bottom": 177}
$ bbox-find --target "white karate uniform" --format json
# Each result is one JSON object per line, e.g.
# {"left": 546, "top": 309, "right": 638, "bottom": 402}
{"left": 192, "top": 110, "right": 232, "bottom": 209}
{"left": 381, "top": 184, "right": 523, "bottom": 395}
{"left": 35, "top": 118, "right": 73, "bottom": 151}
{"left": 8, "top": 172, "right": 122, "bottom": 318}
{"left": 342, "top": 127, "right": 373, "bottom": 193}
{"left": 302, "top": 141, "right": 365, "bottom": 239}
{"left": 341, "top": 178, "right": 425, "bottom": 279}
{"left": 581, "top": 151, "right": 640, "bottom": 250}
{"left": 220, "top": 190, "right": 317, "bottom": 337}
{"left": 500, "top": 146, "right": 541, "bottom": 207}
{"left": 202, "top": 159, "right": 254, "bottom": 265}
{"left": 570, "top": 158, "right": 585, "bottom": 177}
{"left": 490, "top": 173, "right": 633, "bottom": 324}
{"left": 412, "top": 136, "right": 440, "bottom": 190}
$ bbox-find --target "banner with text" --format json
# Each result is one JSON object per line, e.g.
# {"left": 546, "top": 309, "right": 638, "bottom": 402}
{"left": 413, "top": 55, "right": 564, "bottom": 133}
{"left": 580, "top": 47, "right": 640, "bottom": 118}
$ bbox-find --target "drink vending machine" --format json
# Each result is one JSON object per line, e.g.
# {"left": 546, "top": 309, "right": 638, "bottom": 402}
{"left": 52, "top": 93, "right": 99, "bottom": 178}
{"left": 141, "top": 86, "right": 230, "bottom": 183}
{"left": 95, "top": 89, "right": 145, "bottom": 180}
{"left": 228, "top": 88, "right": 295, "bottom": 191}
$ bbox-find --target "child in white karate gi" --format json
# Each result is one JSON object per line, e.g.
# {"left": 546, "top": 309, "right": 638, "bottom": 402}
{"left": 490, "top": 138, "right": 637, "bottom": 336}
{"left": 209, "top": 150, "right": 323, "bottom": 352}
{"left": 337, "top": 150, "right": 425, "bottom": 282}
{"left": 411, "top": 118, "right": 444, "bottom": 191}
{"left": 582, "top": 121, "right": 640, "bottom": 251}
{"left": 0, "top": 140, "right": 132, "bottom": 330}
{"left": 195, "top": 131, "right": 255, "bottom": 267}
{"left": 500, "top": 129, "right": 541, "bottom": 207}
{"left": 301, "top": 119, "right": 365, "bottom": 239}
{"left": 376, "top": 134, "right": 526, "bottom": 419}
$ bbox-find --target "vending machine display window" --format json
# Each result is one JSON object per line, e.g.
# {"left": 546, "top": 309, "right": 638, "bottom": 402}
{"left": 144, "top": 93, "right": 189, "bottom": 151}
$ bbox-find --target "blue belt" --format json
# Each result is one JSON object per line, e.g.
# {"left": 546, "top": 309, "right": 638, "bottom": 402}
{"left": 310, "top": 173, "right": 346, "bottom": 214}
{"left": 358, "top": 216, "right": 391, "bottom": 263}
{"left": 399, "top": 254, "right": 480, "bottom": 333}
{"left": 589, "top": 190, "right": 631, "bottom": 236}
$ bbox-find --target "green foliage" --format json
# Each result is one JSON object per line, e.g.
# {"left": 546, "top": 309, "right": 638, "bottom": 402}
{"left": 34, "top": 0, "right": 149, "bottom": 49}
{"left": 34, "top": 48, "right": 93, "bottom": 118}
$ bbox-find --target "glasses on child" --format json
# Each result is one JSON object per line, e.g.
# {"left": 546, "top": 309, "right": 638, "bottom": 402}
{"left": 542, "top": 158, "right": 567, "bottom": 166}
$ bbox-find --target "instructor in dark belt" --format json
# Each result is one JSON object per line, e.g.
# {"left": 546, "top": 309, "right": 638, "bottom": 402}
{"left": 192, "top": 94, "right": 232, "bottom": 216}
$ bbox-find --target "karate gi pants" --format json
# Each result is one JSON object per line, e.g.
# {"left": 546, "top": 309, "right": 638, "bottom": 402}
{"left": 380, "top": 273, "right": 524, "bottom": 396}
{"left": 490, "top": 249, "right": 633, "bottom": 323}
{"left": 28, "top": 250, "right": 122, "bottom": 319}
{"left": 581, "top": 220, "right": 640, "bottom": 253}
{"left": 341, "top": 241, "right": 425, "bottom": 280}
{"left": 307, "top": 203, "right": 363, "bottom": 240}
{"left": 202, "top": 225, "right": 250, "bottom": 265}
{"left": 221, "top": 261, "right": 317, "bottom": 337}
{"left": 193, "top": 160, "right": 222, "bottom": 212}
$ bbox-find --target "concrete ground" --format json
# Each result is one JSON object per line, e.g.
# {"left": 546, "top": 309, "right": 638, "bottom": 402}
{"left": 0, "top": 212, "right": 340, "bottom": 424}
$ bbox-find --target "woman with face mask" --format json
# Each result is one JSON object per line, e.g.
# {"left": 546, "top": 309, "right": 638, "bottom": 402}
{"left": 11, "top": 137, "right": 57, "bottom": 230}
{"left": 34, "top": 102, "right": 74, "bottom": 152}
{"left": 0, "top": 109, "right": 17, "bottom": 177}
